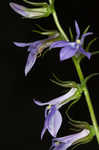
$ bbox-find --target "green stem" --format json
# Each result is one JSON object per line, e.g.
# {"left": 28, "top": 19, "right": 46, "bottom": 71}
{"left": 49, "top": 0, "right": 69, "bottom": 41}
{"left": 73, "top": 57, "right": 99, "bottom": 144}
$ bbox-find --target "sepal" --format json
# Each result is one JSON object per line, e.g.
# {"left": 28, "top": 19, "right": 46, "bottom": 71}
{"left": 50, "top": 73, "right": 80, "bottom": 88}
{"left": 81, "top": 73, "right": 99, "bottom": 88}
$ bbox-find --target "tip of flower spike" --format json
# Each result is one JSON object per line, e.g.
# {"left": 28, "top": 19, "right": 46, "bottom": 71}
{"left": 9, "top": 2, "right": 27, "bottom": 17}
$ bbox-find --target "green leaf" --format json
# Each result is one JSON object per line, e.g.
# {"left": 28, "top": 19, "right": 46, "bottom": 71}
{"left": 34, "top": 24, "right": 50, "bottom": 31}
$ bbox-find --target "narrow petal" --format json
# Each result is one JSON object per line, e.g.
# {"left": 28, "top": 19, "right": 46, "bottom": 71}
{"left": 33, "top": 99, "right": 49, "bottom": 106}
{"left": 79, "top": 47, "right": 91, "bottom": 59}
{"left": 48, "top": 106, "right": 62, "bottom": 137}
{"left": 54, "top": 129, "right": 89, "bottom": 143}
{"left": 41, "top": 117, "right": 48, "bottom": 140}
{"left": 60, "top": 45, "right": 78, "bottom": 61}
{"left": 9, "top": 3, "right": 28, "bottom": 17}
{"left": 33, "top": 88, "right": 77, "bottom": 107}
{"left": 25, "top": 52, "right": 37, "bottom": 76}
{"left": 75, "top": 20, "right": 80, "bottom": 40}
{"left": 50, "top": 41, "right": 69, "bottom": 49}
{"left": 14, "top": 42, "right": 31, "bottom": 47}
{"left": 80, "top": 32, "right": 93, "bottom": 45}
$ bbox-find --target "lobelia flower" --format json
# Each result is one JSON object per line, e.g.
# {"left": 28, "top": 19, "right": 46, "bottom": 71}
{"left": 33, "top": 88, "right": 80, "bottom": 139}
{"left": 50, "top": 21, "right": 93, "bottom": 61}
{"left": 9, "top": 1, "right": 52, "bottom": 19}
{"left": 50, "top": 129, "right": 90, "bottom": 150}
{"left": 14, "top": 33, "right": 60, "bottom": 76}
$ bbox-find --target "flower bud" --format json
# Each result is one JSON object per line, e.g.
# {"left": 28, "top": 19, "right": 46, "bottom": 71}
{"left": 9, "top": 2, "right": 52, "bottom": 19}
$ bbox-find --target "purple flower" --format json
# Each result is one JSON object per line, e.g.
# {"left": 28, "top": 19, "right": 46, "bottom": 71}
{"left": 14, "top": 41, "right": 42, "bottom": 76}
{"left": 50, "top": 129, "right": 90, "bottom": 150}
{"left": 50, "top": 21, "right": 92, "bottom": 61}
{"left": 33, "top": 88, "right": 77, "bottom": 139}
{"left": 14, "top": 34, "right": 58, "bottom": 76}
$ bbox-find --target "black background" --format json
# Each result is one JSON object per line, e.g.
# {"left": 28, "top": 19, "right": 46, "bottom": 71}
{"left": 0, "top": 0, "right": 99, "bottom": 149}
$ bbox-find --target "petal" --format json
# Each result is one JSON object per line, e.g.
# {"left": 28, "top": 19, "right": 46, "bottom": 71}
{"left": 79, "top": 47, "right": 91, "bottom": 59}
{"left": 50, "top": 143, "right": 68, "bottom": 150}
{"left": 41, "top": 116, "right": 48, "bottom": 140}
{"left": 33, "top": 99, "right": 49, "bottom": 106}
{"left": 47, "top": 106, "right": 62, "bottom": 137}
{"left": 80, "top": 32, "right": 93, "bottom": 45}
{"left": 14, "top": 42, "right": 32, "bottom": 47}
{"left": 75, "top": 20, "right": 80, "bottom": 40}
{"left": 54, "top": 129, "right": 89, "bottom": 143}
{"left": 9, "top": 3, "right": 28, "bottom": 17}
{"left": 25, "top": 52, "right": 37, "bottom": 76}
{"left": 50, "top": 41, "right": 69, "bottom": 49}
{"left": 60, "top": 45, "right": 78, "bottom": 61}
{"left": 51, "top": 129, "right": 90, "bottom": 150}
{"left": 57, "top": 88, "right": 77, "bottom": 108}
{"left": 33, "top": 88, "right": 77, "bottom": 107}
{"left": 40, "top": 107, "right": 49, "bottom": 140}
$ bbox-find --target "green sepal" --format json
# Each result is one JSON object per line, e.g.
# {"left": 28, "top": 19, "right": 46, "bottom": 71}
{"left": 78, "top": 38, "right": 97, "bottom": 63}
{"left": 69, "top": 27, "right": 74, "bottom": 41}
{"left": 32, "top": 29, "right": 59, "bottom": 36}
{"left": 50, "top": 73, "right": 80, "bottom": 88}
{"left": 83, "top": 25, "right": 90, "bottom": 34}
{"left": 91, "top": 51, "right": 99, "bottom": 56}
{"left": 85, "top": 38, "right": 97, "bottom": 52}
{"left": 81, "top": 73, "right": 99, "bottom": 87}
{"left": 23, "top": 0, "right": 48, "bottom": 7}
